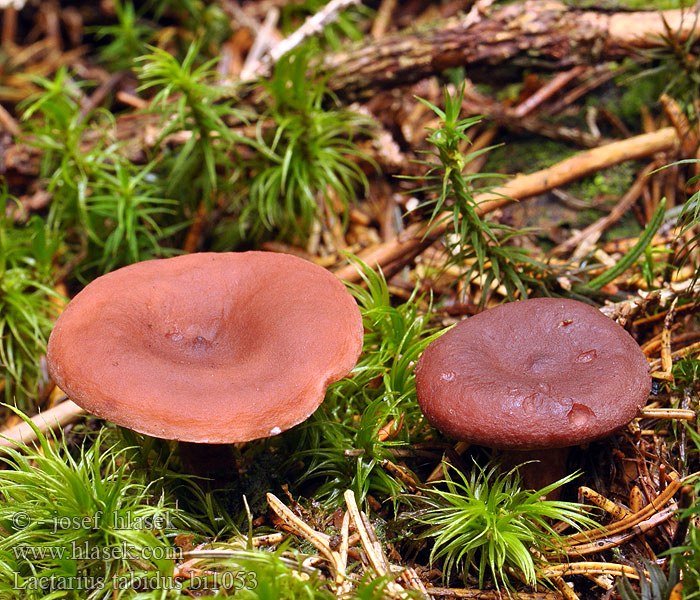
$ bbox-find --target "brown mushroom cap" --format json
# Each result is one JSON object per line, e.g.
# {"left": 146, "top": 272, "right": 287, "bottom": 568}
{"left": 415, "top": 298, "right": 650, "bottom": 449}
{"left": 47, "top": 252, "right": 363, "bottom": 443}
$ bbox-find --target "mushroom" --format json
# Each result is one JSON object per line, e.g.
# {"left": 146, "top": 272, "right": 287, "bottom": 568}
{"left": 47, "top": 252, "right": 363, "bottom": 475}
{"left": 415, "top": 297, "right": 651, "bottom": 493}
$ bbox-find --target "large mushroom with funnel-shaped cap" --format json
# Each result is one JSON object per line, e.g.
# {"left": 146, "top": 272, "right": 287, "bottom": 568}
{"left": 415, "top": 297, "right": 651, "bottom": 492}
{"left": 47, "top": 252, "right": 363, "bottom": 474}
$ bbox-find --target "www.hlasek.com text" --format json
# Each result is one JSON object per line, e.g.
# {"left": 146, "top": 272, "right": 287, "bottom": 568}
{"left": 14, "top": 540, "right": 182, "bottom": 562}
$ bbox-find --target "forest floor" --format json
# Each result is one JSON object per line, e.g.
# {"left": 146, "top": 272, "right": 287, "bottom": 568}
{"left": 1, "top": 1, "right": 700, "bottom": 599}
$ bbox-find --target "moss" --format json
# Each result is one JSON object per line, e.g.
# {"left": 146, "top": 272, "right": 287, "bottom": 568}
{"left": 484, "top": 137, "right": 577, "bottom": 176}
{"left": 615, "top": 71, "right": 666, "bottom": 125}
{"left": 561, "top": 160, "right": 641, "bottom": 240}
{"left": 605, "top": 216, "right": 642, "bottom": 241}
{"left": 568, "top": 161, "right": 638, "bottom": 203}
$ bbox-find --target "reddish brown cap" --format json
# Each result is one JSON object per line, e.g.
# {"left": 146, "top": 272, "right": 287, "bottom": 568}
{"left": 415, "top": 298, "right": 650, "bottom": 449}
{"left": 47, "top": 252, "right": 363, "bottom": 443}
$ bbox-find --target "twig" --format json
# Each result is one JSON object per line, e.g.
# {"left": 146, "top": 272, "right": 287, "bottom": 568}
{"left": 541, "top": 562, "right": 643, "bottom": 579}
{"left": 0, "top": 101, "right": 21, "bottom": 136}
{"left": 266, "top": 492, "right": 340, "bottom": 568}
{"left": 1, "top": 4, "right": 17, "bottom": 45}
{"left": 512, "top": 66, "right": 587, "bottom": 119}
{"left": 551, "top": 575, "right": 581, "bottom": 600}
{"left": 78, "top": 72, "right": 125, "bottom": 123}
{"left": 579, "top": 487, "right": 631, "bottom": 520}
{"left": 649, "top": 340, "right": 700, "bottom": 371}
{"left": 343, "top": 490, "right": 390, "bottom": 577}
{"left": 671, "top": 486, "right": 694, "bottom": 546}
{"left": 636, "top": 299, "right": 700, "bottom": 327}
{"left": 661, "top": 93, "right": 699, "bottom": 157}
{"left": 371, "top": 0, "right": 397, "bottom": 39}
{"left": 336, "top": 510, "right": 350, "bottom": 594}
{"left": 563, "top": 506, "right": 676, "bottom": 555}
{"left": 638, "top": 407, "right": 696, "bottom": 421}
{"left": 425, "top": 441, "right": 470, "bottom": 485}
{"left": 381, "top": 459, "right": 420, "bottom": 492}
{"left": 268, "top": 0, "right": 360, "bottom": 63}
{"left": 115, "top": 90, "right": 147, "bottom": 110}
{"left": 600, "top": 279, "right": 700, "bottom": 325}
{"left": 342, "top": 490, "right": 411, "bottom": 597}
{"left": 662, "top": 297, "right": 678, "bottom": 374}
{"left": 240, "top": 7, "right": 280, "bottom": 80}
{"left": 472, "top": 129, "right": 676, "bottom": 214}
{"left": 219, "top": 0, "right": 262, "bottom": 32}
{"left": 399, "top": 567, "right": 429, "bottom": 595}
{"left": 0, "top": 399, "right": 85, "bottom": 449}
{"left": 565, "top": 476, "right": 684, "bottom": 545}
{"left": 461, "top": 84, "right": 602, "bottom": 147}
{"left": 426, "top": 589, "right": 559, "bottom": 599}
{"left": 250, "top": 532, "right": 285, "bottom": 546}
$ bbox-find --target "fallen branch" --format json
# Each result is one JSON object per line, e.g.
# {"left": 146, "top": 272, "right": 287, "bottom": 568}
{"left": 540, "top": 562, "right": 642, "bottom": 579}
{"left": 0, "top": 399, "right": 85, "bottom": 449}
{"left": 325, "top": 1, "right": 700, "bottom": 99}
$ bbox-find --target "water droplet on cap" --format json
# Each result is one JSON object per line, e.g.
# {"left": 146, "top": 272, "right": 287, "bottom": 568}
{"left": 567, "top": 404, "right": 595, "bottom": 427}
{"left": 575, "top": 349, "right": 597, "bottom": 363}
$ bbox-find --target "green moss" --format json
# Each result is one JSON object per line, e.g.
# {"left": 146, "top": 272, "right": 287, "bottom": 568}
{"left": 595, "top": 58, "right": 668, "bottom": 126}
{"left": 604, "top": 213, "right": 643, "bottom": 241}
{"left": 484, "top": 138, "right": 577, "bottom": 176}
{"left": 568, "top": 161, "right": 638, "bottom": 203}
{"left": 560, "top": 160, "right": 641, "bottom": 239}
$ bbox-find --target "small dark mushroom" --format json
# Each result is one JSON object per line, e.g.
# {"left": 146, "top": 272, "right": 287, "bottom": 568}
{"left": 415, "top": 297, "right": 651, "bottom": 492}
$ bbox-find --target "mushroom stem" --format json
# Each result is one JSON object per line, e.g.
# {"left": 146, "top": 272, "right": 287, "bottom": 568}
{"left": 497, "top": 447, "right": 570, "bottom": 499}
{"left": 178, "top": 442, "right": 238, "bottom": 487}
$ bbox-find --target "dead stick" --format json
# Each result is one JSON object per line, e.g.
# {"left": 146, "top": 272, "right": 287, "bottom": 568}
{"left": 638, "top": 407, "right": 696, "bottom": 420}
{"left": 547, "top": 65, "right": 621, "bottom": 117}
{"left": 371, "top": 0, "right": 397, "bottom": 39}
{"left": 541, "top": 562, "right": 642, "bottom": 579}
{"left": 427, "top": 589, "right": 559, "bottom": 599}
{"left": 566, "top": 478, "right": 683, "bottom": 544}
{"left": 512, "top": 66, "right": 587, "bottom": 119}
{"left": 240, "top": 7, "right": 280, "bottom": 80}
{"left": 1, "top": 5, "right": 17, "bottom": 47}
{"left": 325, "top": 2, "right": 700, "bottom": 100}
{"left": 269, "top": 0, "right": 360, "bottom": 63}
{"left": 660, "top": 93, "right": 699, "bottom": 157}
{"left": 0, "top": 400, "right": 86, "bottom": 449}
{"left": 334, "top": 127, "right": 679, "bottom": 283}
{"left": 0, "top": 102, "right": 21, "bottom": 137}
